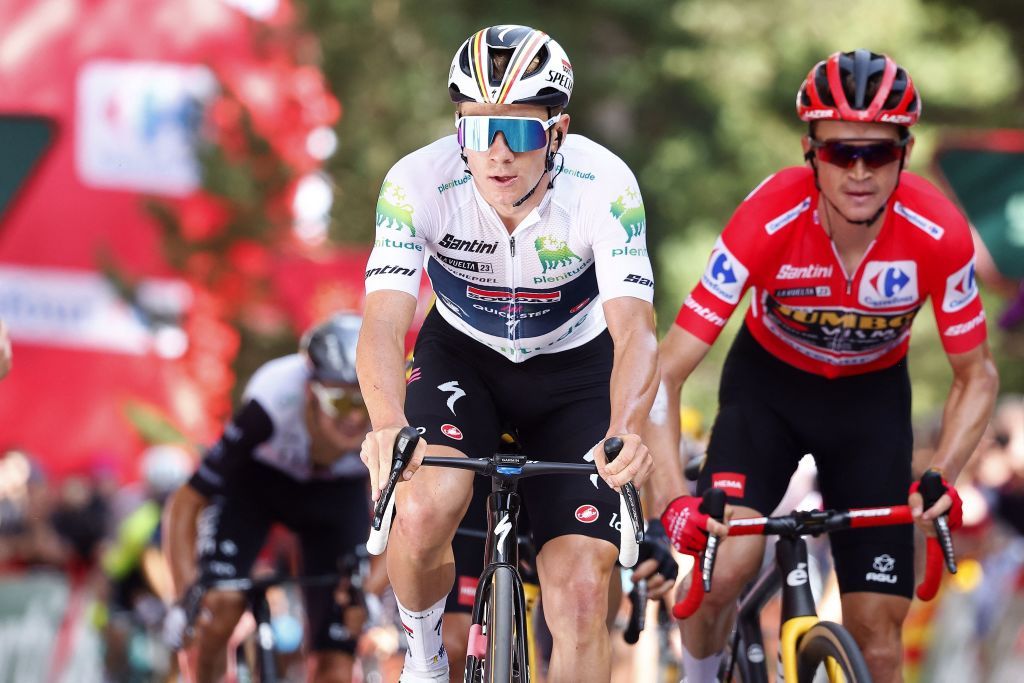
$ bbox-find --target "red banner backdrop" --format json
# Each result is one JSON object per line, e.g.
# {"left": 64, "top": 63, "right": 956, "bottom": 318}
{"left": 0, "top": 1, "right": 416, "bottom": 482}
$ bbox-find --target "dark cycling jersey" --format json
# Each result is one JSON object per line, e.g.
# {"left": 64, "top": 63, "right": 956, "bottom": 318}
{"left": 188, "top": 355, "right": 365, "bottom": 496}
{"left": 675, "top": 168, "right": 986, "bottom": 377}
{"left": 365, "top": 134, "right": 654, "bottom": 362}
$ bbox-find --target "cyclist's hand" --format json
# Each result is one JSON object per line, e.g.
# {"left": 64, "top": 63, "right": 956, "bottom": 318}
{"left": 360, "top": 426, "right": 427, "bottom": 501}
{"left": 908, "top": 477, "right": 963, "bottom": 536}
{"left": 162, "top": 603, "right": 190, "bottom": 650}
{"left": 594, "top": 433, "right": 652, "bottom": 490}
{"left": 631, "top": 519, "right": 679, "bottom": 600}
{"left": 660, "top": 495, "right": 729, "bottom": 556}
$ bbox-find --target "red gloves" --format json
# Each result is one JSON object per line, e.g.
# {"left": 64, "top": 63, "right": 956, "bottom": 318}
{"left": 909, "top": 477, "right": 963, "bottom": 531}
{"left": 660, "top": 495, "right": 712, "bottom": 556}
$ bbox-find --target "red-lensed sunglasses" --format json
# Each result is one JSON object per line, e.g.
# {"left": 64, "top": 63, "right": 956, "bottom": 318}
{"left": 808, "top": 138, "right": 909, "bottom": 169}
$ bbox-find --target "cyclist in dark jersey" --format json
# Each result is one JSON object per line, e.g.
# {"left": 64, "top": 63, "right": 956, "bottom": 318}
{"left": 647, "top": 50, "right": 999, "bottom": 683}
{"left": 162, "top": 313, "right": 373, "bottom": 683}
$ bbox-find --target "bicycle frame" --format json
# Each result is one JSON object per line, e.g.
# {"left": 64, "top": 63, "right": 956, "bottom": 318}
{"left": 368, "top": 429, "right": 644, "bottom": 683}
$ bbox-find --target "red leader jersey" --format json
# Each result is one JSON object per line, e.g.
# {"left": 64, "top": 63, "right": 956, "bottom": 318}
{"left": 675, "top": 167, "right": 987, "bottom": 379}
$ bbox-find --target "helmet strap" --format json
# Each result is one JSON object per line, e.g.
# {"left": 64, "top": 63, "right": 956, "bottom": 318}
{"left": 512, "top": 132, "right": 561, "bottom": 208}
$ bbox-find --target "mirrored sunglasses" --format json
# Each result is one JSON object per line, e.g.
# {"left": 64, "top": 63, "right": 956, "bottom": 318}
{"left": 810, "top": 138, "right": 908, "bottom": 169}
{"left": 311, "top": 382, "right": 366, "bottom": 418}
{"left": 457, "top": 115, "right": 562, "bottom": 153}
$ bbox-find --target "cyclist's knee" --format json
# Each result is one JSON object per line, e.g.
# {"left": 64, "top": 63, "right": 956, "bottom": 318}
{"left": 198, "top": 590, "right": 246, "bottom": 642}
{"left": 541, "top": 568, "right": 610, "bottom": 634}
{"left": 394, "top": 475, "right": 470, "bottom": 547}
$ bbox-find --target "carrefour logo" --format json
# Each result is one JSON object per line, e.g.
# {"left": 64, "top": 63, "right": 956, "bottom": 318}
{"left": 700, "top": 237, "right": 748, "bottom": 305}
{"left": 942, "top": 259, "right": 978, "bottom": 313}
{"left": 858, "top": 261, "right": 918, "bottom": 308}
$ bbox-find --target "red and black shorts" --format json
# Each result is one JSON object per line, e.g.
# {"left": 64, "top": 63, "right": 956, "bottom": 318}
{"left": 697, "top": 324, "right": 915, "bottom": 598}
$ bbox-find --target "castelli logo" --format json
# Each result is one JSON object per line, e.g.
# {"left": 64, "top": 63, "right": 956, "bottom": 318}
{"left": 441, "top": 424, "right": 463, "bottom": 440}
{"left": 575, "top": 504, "right": 599, "bottom": 523}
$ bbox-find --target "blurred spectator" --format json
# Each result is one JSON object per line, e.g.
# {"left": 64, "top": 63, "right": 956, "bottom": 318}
{"left": 0, "top": 318, "right": 11, "bottom": 380}
{"left": 0, "top": 448, "right": 67, "bottom": 568}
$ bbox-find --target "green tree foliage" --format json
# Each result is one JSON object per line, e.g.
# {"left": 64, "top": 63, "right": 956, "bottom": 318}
{"left": 303, "top": 0, "right": 1022, "bottom": 419}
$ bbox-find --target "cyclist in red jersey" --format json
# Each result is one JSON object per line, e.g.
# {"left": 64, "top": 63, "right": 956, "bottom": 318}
{"left": 647, "top": 49, "right": 999, "bottom": 683}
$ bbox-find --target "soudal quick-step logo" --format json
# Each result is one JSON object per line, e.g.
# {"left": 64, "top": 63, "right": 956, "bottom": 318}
{"left": 465, "top": 286, "right": 561, "bottom": 303}
{"left": 942, "top": 259, "right": 978, "bottom": 313}
{"left": 701, "top": 237, "right": 748, "bottom": 304}
{"left": 858, "top": 261, "right": 918, "bottom": 308}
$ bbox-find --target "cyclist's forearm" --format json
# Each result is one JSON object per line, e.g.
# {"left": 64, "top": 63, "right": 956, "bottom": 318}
{"left": 162, "top": 484, "right": 207, "bottom": 599}
{"left": 931, "top": 345, "right": 999, "bottom": 481}
{"left": 645, "top": 379, "right": 687, "bottom": 513}
{"left": 604, "top": 299, "right": 658, "bottom": 435}
{"left": 357, "top": 293, "right": 416, "bottom": 429}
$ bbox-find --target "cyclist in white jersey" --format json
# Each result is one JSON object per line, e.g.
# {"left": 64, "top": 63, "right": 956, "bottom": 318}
{"left": 358, "top": 24, "right": 663, "bottom": 683}
{"left": 163, "top": 314, "right": 373, "bottom": 683}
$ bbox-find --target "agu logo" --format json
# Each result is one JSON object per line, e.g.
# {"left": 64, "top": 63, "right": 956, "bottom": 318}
{"left": 858, "top": 261, "right": 918, "bottom": 308}
{"left": 942, "top": 259, "right": 978, "bottom": 313}
{"left": 575, "top": 504, "right": 599, "bottom": 523}
{"left": 700, "top": 237, "right": 749, "bottom": 305}
{"left": 866, "top": 553, "right": 898, "bottom": 584}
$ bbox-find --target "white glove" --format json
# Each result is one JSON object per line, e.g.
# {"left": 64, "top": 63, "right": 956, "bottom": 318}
{"left": 162, "top": 603, "right": 189, "bottom": 650}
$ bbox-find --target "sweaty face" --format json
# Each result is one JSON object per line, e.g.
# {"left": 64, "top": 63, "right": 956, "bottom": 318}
{"left": 804, "top": 120, "right": 911, "bottom": 225}
{"left": 458, "top": 102, "right": 569, "bottom": 211}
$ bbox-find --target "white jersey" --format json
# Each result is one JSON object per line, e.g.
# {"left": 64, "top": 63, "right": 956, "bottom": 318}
{"left": 365, "top": 134, "right": 654, "bottom": 362}
{"left": 243, "top": 355, "right": 367, "bottom": 481}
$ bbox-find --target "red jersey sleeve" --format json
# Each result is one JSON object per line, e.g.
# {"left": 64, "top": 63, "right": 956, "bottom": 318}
{"left": 674, "top": 173, "right": 782, "bottom": 343}
{"left": 904, "top": 182, "right": 988, "bottom": 354}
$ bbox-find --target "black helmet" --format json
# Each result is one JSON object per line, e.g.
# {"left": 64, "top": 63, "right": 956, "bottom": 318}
{"left": 300, "top": 313, "right": 360, "bottom": 384}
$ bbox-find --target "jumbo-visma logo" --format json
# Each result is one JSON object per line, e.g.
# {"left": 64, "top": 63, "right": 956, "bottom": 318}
{"left": 700, "top": 237, "right": 748, "bottom": 305}
{"left": 609, "top": 188, "right": 645, "bottom": 244}
{"left": 858, "top": 261, "right": 918, "bottom": 308}
{"left": 942, "top": 259, "right": 978, "bottom": 313}
{"left": 375, "top": 181, "right": 415, "bottom": 236}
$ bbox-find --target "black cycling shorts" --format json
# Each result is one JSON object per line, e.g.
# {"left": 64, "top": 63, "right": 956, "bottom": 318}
{"left": 406, "top": 307, "right": 621, "bottom": 558}
{"left": 196, "top": 460, "right": 370, "bottom": 652}
{"left": 697, "top": 325, "right": 914, "bottom": 598}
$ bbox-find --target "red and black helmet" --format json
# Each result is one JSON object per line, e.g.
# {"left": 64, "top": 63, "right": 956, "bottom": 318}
{"left": 796, "top": 49, "right": 920, "bottom": 127}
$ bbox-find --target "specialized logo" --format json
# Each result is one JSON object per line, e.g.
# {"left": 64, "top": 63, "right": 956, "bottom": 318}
{"left": 436, "top": 291, "right": 469, "bottom": 318}
{"left": 407, "top": 367, "right": 422, "bottom": 384}
{"left": 435, "top": 253, "right": 493, "bottom": 273}
{"left": 859, "top": 261, "right": 918, "bottom": 308}
{"left": 575, "top": 504, "right": 599, "bottom": 523}
{"left": 437, "top": 380, "right": 465, "bottom": 415}
{"left": 942, "top": 259, "right": 978, "bottom": 313}
{"left": 866, "top": 553, "right": 898, "bottom": 584}
{"left": 609, "top": 188, "right": 646, "bottom": 244}
{"left": 786, "top": 562, "right": 809, "bottom": 587}
{"left": 494, "top": 513, "right": 513, "bottom": 548}
{"left": 441, "top": 424, "right": 463, "bottom": 440}
{"left": 776, "top": 263, "right": 833, "bottom": 280}
{"left": 765, "top": 197, "right": 811, "bottom": 235}
{"left": 535, "top": 235, "right": 582, "bottom": 273}
{"left": 701, "top": 237, "right": 749, "bottom": 304}
{"left": 375, "top": 180, "right": 415, "bottom": 236}
{"left": 712, "top": 472, "right": 746, "bottom": 498}
{"left": 894, "top": 202, "right": 944, "bottom": 240}
{"left": 438, "top": 233, "right": 498, "bottom": 254}
{"left": 624, "top": 273, "right": 653, "bottom": 287}
{"left": 365, "top": 264, "right": 417, "bottom": 279}
{"left": 570, "top": 297, "right": 592, "bottom": 314}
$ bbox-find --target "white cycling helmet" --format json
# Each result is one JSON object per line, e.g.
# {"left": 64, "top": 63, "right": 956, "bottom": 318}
{"left": 448, "top": 25, "right": 573, "bottom": 108}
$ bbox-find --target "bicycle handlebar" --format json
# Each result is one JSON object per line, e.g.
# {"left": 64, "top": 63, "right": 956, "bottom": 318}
{"left": 672, "top": 472, "right": 958, "bottom": 619}
{"left": 365, "top": 428, "right": 644, "bottom": 568}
